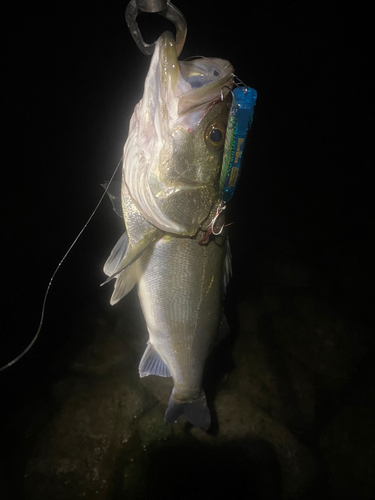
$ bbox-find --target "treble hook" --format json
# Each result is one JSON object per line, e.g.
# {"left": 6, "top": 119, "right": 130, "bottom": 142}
{"left": 198, "top": 202, "right": 228, "bottom": 245}
{"left": 125, "top": 0, "right": 187, "bottom": 57}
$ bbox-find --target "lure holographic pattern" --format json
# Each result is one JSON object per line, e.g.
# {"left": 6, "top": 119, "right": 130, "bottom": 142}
{"left": 220, "top": 86, "right": 257, "bottom": 203}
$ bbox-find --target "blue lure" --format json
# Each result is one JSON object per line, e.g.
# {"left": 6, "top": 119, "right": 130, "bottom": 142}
{"left": 220, "top": 86, "right": 257, "bottom": 203}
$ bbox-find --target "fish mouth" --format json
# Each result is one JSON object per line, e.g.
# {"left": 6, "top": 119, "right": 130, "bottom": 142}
{"left": 158, "top": 31, "right": 234, "bottom": 114}
{"left": 178, "top": 58, "right": 233, "bottom": 115}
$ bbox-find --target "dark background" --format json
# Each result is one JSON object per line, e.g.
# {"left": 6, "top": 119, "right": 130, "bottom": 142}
{"left": 1, "top": 0, "right": 373, "bottom": 465}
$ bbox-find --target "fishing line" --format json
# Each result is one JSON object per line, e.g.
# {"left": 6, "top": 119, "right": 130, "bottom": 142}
{"left": 0, "top": 155, "right": 124, "bottom": 372}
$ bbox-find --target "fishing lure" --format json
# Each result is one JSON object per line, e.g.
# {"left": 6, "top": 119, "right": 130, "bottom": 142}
{"left": 220, "top": 85, "right": 257, "bottom": 203}
{"left": 200, "top": 84, "right": 257, "bottom": 242}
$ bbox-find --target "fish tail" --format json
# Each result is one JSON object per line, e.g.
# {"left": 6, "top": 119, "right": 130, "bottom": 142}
{"left": 164, "top": 390, "right": 211, "bottom": 430}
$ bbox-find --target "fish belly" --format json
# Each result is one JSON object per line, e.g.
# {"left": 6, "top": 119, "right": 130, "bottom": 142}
{"left": 137, "top": 234, "right": 225, "bottom": 402}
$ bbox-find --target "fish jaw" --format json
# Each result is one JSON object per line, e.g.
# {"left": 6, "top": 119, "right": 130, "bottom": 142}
{"left": 123, "top": 31, "right": 233, "bottom": 236}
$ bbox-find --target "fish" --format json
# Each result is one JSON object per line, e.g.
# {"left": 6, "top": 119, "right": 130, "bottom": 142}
{"left": 103, "top": 31, "right": 234, "bottom": 430}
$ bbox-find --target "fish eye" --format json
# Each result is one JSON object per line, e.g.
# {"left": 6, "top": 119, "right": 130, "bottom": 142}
{"left": 205, "top": 123, "right": 226, "bottom": 150}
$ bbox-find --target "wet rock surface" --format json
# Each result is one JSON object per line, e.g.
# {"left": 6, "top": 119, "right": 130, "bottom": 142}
{"left": 1, "top": 243, "right": 374, "bottom": 500}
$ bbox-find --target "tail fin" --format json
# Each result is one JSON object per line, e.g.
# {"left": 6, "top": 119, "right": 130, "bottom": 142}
{"left": 164, "top": 391, "right": 211, "bottom": 430}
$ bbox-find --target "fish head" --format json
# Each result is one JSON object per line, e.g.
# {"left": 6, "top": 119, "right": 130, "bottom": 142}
{"left": 124, "top": 31, "right": 233, "bottom": 236}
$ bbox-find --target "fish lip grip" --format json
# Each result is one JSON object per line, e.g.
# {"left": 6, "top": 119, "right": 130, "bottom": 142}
{"left": 125, "top": 0, "right": 187, "bottom": 56}
{"left": 220, "top": 86, "right": 257, "bottom": 203}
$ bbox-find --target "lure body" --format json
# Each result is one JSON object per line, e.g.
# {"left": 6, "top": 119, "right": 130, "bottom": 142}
{"left": 220, "top": 87, "right": 257, "bottom": 203}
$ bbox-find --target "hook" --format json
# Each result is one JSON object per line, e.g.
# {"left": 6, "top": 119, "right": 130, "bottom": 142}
{"left": 232, "top": 74, "right": 249, "bottom": 94}
{"left": 221, "top": 84, "right": 234, "bottom": 103}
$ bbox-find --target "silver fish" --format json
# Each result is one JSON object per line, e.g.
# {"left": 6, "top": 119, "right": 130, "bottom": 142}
{"left": 104, "top": 32, "right": 233, "bottom": 430}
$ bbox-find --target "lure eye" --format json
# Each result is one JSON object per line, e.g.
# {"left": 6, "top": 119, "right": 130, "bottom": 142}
{"left": 205, "top": 123, "right": 226, "bottom": 150}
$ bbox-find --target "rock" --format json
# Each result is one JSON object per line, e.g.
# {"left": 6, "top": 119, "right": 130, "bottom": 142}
{"left": 140, "top": 375, "right": 173, "bottom": 406}
{"left": 24, "top": 364, "right": 156, "bottom": 499}
{"left": 190, "top": 389, "right": 318, "bottom": 500}
{"left": 69, "top": 316, "right": 130, "bottom": 375}
{"left": 235, "top": 299, "right": 316, "bottom": 432}
{"left": 137, "top": 435, "right": 283, "bottom": 499}
{"left": 319, "top": 359, "right": 375, "bottom": 499}
{"left": 274, "top": 294, "right": 365, "bottom": 381}
{"left": 138, "top": 404, "right": 172, "bottom": 447}
{"left": 283, "top": 353, "right": 316, "bottom": 426}
{"left": 320, "top": 404, "right": 375, "bottom": 499}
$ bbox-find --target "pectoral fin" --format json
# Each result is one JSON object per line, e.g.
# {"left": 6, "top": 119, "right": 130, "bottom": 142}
{"left": 103, "top": 231, "right": 129, "bottom": 277}
{"left": 109, "top": 264, "right": 138, "bottom": 305}
{"left": 101, "top": 228, "right": 163, "bottom": 285}
{"left": 104, "top": 231, "right": 137, "bottom": 303}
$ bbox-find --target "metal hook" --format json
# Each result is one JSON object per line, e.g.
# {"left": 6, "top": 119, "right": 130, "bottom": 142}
{"left": 202, "top": 202, "right": 227, "bottom": 233}
{"left": 232, "top": 74, "right": 249, "bottom": 93}
{"left": 125, "top": 0, "right": 187, "bottom": 56}
{"left": 221, "top": 84, "right": 234, "bottom": 102}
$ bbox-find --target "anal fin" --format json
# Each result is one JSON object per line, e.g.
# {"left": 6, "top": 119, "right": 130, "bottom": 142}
{"left": 139, "top": 343, "right": 171, "bottom": 378}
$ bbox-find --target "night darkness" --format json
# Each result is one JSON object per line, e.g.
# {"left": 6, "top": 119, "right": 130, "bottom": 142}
{"left": 1, "top": 1, "right": 374, "bottom": 499}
